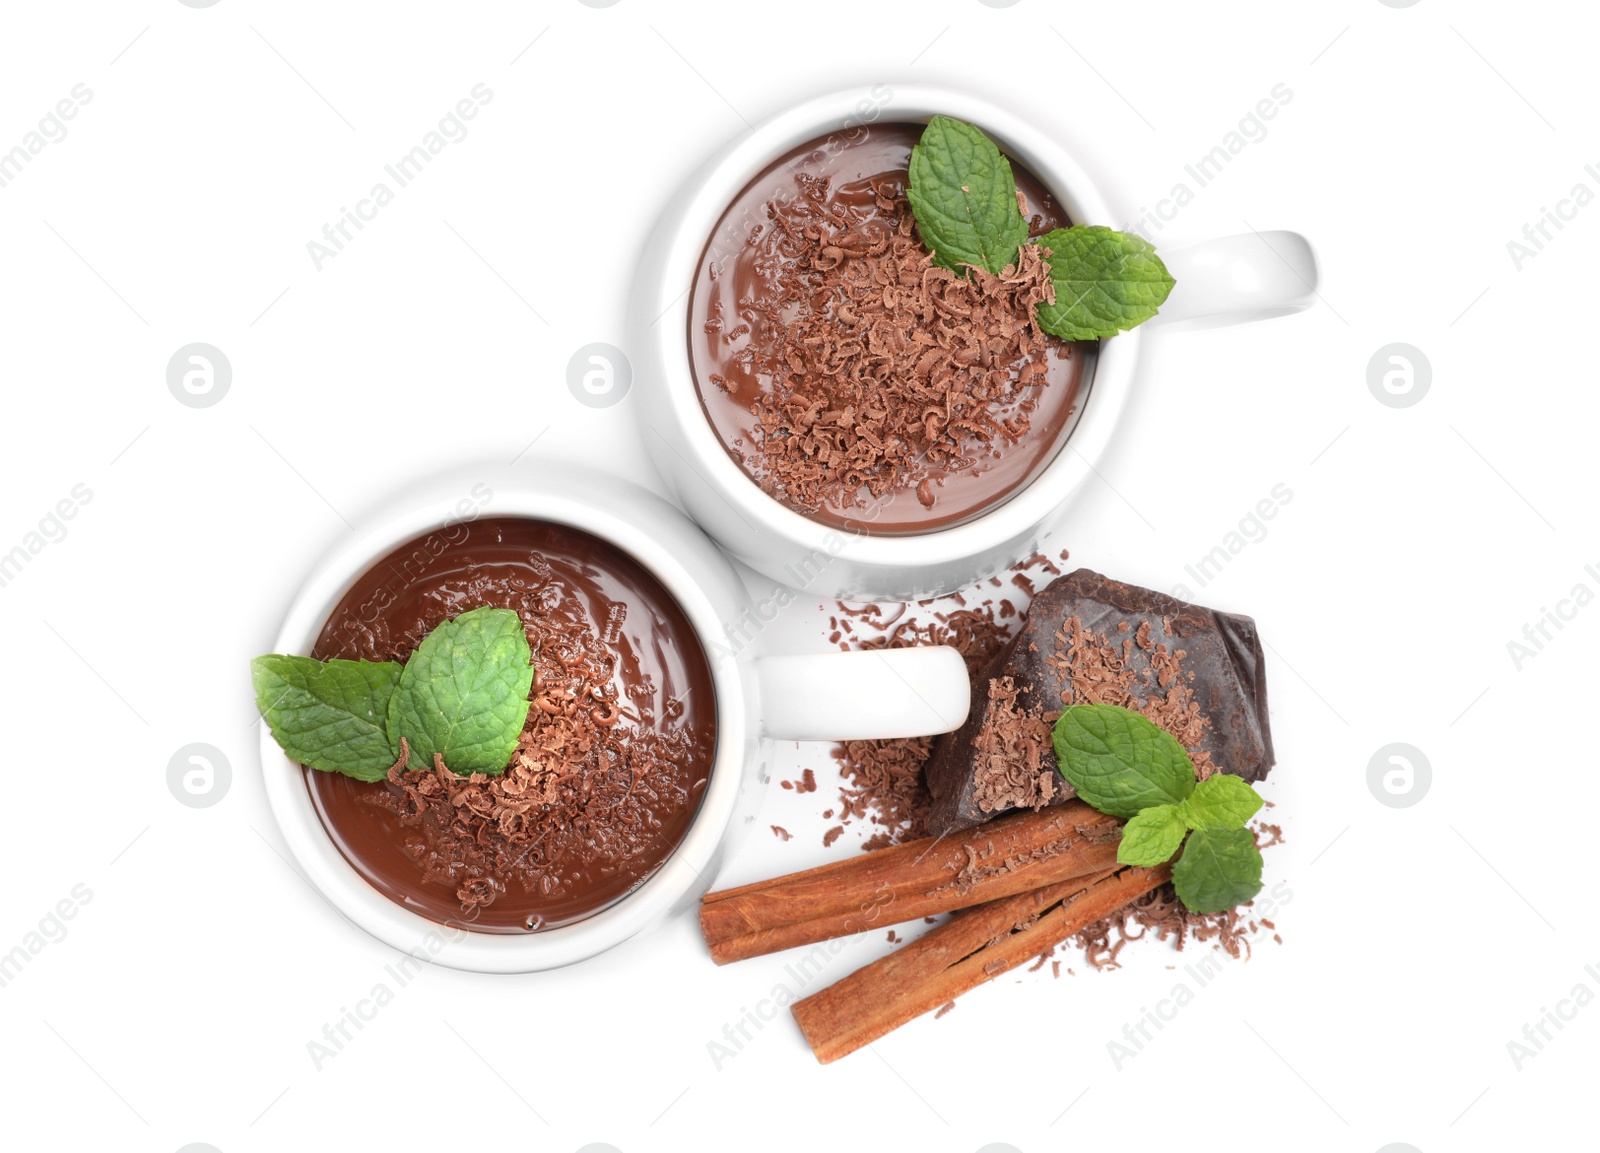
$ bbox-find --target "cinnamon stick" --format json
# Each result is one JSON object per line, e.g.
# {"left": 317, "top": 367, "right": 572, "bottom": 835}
{"left": 791, "top": 864, "right": 1170, "bottom": 1063}
{"left": 700, "top": 802, "right": 1122, "bottom": 965}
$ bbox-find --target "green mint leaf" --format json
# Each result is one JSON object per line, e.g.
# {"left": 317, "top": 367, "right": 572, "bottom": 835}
{"left": 907, "top": 115, "right": 1030, "bottom": 276}
{"left": 1117, "top": 804, "right": 1187, "bottom": 867}
{"left": 251, "top": 655, "right": 404, "bottom": 782}
{"left": 1034, "top": 225, "right": 1175, "bottom": 340}
{"left": 1171, "top": 826, "right": 1264, "bottom": 913}
{"left": 1180, "top": 773, "right": 1264, "bottom": 831}
{"left": 387, "top": 606, "right": 533, "bottom": 775}
{"left": 1052, "top": 703, "right": 1196, "bottom": 818}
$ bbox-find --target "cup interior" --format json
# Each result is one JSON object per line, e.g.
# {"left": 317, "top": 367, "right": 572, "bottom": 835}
{"left": 302, "top": 514, "right": 719, "bottom": 936}
{"left": 685, "top": 116, "right": 1101, "bottom": 537}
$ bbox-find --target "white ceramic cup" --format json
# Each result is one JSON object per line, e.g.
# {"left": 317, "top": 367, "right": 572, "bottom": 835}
{"left": 629, "top": 83, "right": 1320, "bottom": 602}
{"left": 258, "top": 469, "right": 969, "bottom": 973}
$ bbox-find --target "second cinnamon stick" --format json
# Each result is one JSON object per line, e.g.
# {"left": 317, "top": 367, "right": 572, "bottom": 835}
{"left": 791, "top": 864, "right": 1171, "bottom": 1063}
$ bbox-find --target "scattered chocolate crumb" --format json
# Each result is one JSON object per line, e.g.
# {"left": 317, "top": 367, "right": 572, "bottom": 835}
{"left": 934, "top": 1001, "right": 957, "bottom": 1019}
{"left": 771, "top": 825, "right": 792, "bottom": 842}
{"left": 1069, "top": 864, "right": 1285, "bottom": 972}
{"left": 833, "top": 735, "right": 934, "bottom": 848}
{"left": 780, "top": 768, "right": 817, "bottom": 794}
{"left": 1254, "top": 821, "right": 1285, "bottom": 849}
{"left": 821, "top": 553, "right": 1066, "bottom": 849}
{"left": 822, "top": 826, "right": 844, "bottom": 848}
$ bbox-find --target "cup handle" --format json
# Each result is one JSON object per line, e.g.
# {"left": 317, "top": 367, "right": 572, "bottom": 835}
{"left": 755, "top": 647, "right": 970, "bottom": 742}
{"left": 1151, "top": 230, "right": 1319, "bottom": 328}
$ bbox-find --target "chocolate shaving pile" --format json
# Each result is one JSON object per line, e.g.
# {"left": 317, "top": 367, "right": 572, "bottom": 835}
{"left": 363, "top": 585, "right": 708, "bottom": 919}
{"left": 718, "top": 181, "right": 1065, "bottom": 512}
{"left": 967, "top": 675, "right": 1057, "bottom": 816}
{"left": 1071, "top": 888, "right": 1254, "bottom": 970}
{"left": 1069, "top": 824, "right": 1287, "bottom": 970}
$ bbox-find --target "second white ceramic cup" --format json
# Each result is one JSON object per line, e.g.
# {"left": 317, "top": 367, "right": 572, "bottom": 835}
{"left": 630, "top": 83, "right": 1319, "bottom": 602}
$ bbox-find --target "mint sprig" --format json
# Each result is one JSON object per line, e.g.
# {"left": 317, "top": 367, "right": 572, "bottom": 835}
{"left": 1180, "top": 772, "right": 1264, "bottom": 830}
{"left": 1034, "top": 226, "right": 1175, "bottom": 340}
{"left": 1117, "top": 804, "right": 1187, "bottom": 867}
{"left": 1053, "top": 703, "right": 1265, "bottom": 913}
{"left": 251, "top": 656, "right": 404, "bottom": 782}
{"left": 386, "top": 606, "right": 535, "bottom": 775}
{"left": 252, "top": 606, "right": 533, "bottom": 781}
{"left": 1170, "top": 826, "right": 1263, "bottom": 913}
{"left": 1051, "top": 703, "right": 1194, "bottom": 817}
{"left": 907, "top": 115, "right": 1031, "bottom": 277}
{"left": 905, "top": 117, "right": 1174, "bottom": 336}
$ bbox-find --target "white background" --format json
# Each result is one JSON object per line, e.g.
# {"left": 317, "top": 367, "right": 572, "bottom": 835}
{"left": 1, "top": 2, "right": 1592, "bottom": 1150}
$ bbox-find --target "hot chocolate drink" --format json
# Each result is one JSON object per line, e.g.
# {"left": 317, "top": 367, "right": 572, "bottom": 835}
{"left": 689, "top": 121, "right": 1094, "bottom": 534}
{"left": 304, "top": 516, "right": 716, "bottom": 933}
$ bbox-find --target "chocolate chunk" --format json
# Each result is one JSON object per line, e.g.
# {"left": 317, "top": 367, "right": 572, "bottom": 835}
{"left": 924, "top": 569, "right": 1274, "bottom": 835}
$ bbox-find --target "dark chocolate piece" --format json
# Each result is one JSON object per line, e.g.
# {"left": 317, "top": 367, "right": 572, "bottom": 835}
{"left": 924, "top": 569, "right": 1274, "bottom": 835}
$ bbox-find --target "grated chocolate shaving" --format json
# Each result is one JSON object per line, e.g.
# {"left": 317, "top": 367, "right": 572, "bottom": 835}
{"left": 968, "top": 675, "right": 1056, "bottom": 816}
{"left": 725, "top": 181, "right": 1066, "bottom": 513}
{"left": 1068, "top": 825, "right": 1287, "bottom": 970}
{"left": 1071, "top": 884, "right": 1263, "bottom": 971}
{"left": 363, "top": 580, "right": 709, "bottom": 917}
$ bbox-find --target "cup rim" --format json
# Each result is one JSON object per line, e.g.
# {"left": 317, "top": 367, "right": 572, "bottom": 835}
{"left": 256, "top": 475, "right": 747, "bottom": 973}
{"left": 643, "top": 82, "right": 1141, "bottom": 567}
